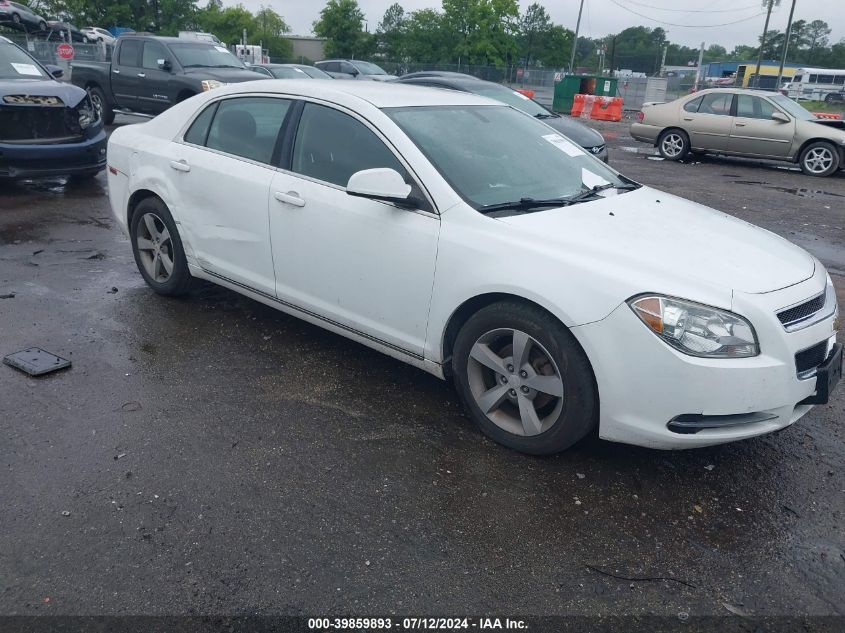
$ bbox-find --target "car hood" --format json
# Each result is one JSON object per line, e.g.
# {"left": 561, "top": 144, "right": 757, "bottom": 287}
{"left": 182, "top": 68, "right": 270, "bottom": 83}
{"left": 497, "top": 187, "right": 815, "bottom": 297}
{"left": 0, "top": 78, "right": 87, "bottom": 107}
{"left": 541, "top": 115, "right": 606, "bottom": 148}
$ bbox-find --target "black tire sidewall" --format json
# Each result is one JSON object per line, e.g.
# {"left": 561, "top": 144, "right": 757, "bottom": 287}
{"left": 800, "top": 141, "right": 840, "bottom": 177}
{"left": 129, "top": 198, "right": 192, "bottom": 296}
{"left": 452, "top": 302, "right": 598, "bottom": 455}
{"left": 89, "top": 86, "right": 114, "bottom": 125}
{"left": 657, "top": 129, "right": 689, "bottom": 161}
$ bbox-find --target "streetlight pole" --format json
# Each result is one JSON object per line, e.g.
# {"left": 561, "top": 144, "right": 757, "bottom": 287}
{"left": 777, "top": 0, "right": 798, "bottom": 89}
{"left": 568, "top": 0, "right": 585, "bottom": 75}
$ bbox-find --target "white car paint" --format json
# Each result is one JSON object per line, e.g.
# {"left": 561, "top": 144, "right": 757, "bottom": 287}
{"left": 107, "top": 80, "right": 839, "bottom": 450}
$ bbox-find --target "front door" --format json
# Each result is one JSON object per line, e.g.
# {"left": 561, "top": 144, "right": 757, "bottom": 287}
{"left": 111, "top": 39, "right": 143, "bottom": 110}
{"left": 727, "top": 94, "right": 795, "bottom": 158}
{"left": 137, "top": 40, "right": 174, "bottom": 114}
{"left": 682, "top": 92, "right": 734, "bottom": 151}
{"left": 269, "top": 101, "right": 440, "bottom": 357}
{"left": 169, "top": 95, "right": 294, "bottom": 295}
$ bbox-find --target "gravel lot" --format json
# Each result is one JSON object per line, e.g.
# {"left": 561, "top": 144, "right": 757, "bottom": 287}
{"left": 1, "top": 114, "right": 843, "bottom": 623}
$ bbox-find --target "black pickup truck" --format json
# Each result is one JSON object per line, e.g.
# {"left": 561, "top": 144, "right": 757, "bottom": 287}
{"left": 70, "top": 34, "right": 268, "bottom": 124}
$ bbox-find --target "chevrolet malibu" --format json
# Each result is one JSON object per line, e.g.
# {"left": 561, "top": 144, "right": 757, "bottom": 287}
{"left": 107, "top": 81, "right": 841, "bottom": 454}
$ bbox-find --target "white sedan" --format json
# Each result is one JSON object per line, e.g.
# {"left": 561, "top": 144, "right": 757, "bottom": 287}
{"left": 106, "top": 80, "right": 841, "bottom": 454}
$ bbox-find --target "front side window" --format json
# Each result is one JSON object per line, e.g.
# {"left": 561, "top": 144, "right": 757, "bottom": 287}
{"left": 142, "top": 41, "right": 168, "bottom": 70}
{"left": 769, "top": 94, "right": 815, "bottom": 121}
{"left": 683, "top": 96, "right": 703, "bottom": 113}
{"left": 809, "top": 74, "right": 817, "bottom": 83}
{"left": 387, "top": 105, "right": 627, "bottom": 209}
{"left": 698, "top": 93, "right": 733, "bottom": 116}
{"left": 291, "top": 103, "right": 407, "bottom": 188}
{"left": 204, "top": 97, "right": 291, "bottom": 164}
{"left": 351, "top": 60, "right": 388, "bottom": 76}
{"left": 793, "top": 75, "right": 803, "bottom": 83}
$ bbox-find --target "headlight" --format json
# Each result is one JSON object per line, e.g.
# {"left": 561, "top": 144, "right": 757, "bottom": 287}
{"left": 629, "top": 295, "right": 759, "bottom": 358}
{"left": 201, "top": 80, "right": 225, "bottom": 92}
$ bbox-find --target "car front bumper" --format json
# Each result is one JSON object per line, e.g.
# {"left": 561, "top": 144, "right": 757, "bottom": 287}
{"left": 572, "top": 265, "right": 839, "bottom": 449}
{"left": 0, "top": 128, "right": 107, "bottom": 179}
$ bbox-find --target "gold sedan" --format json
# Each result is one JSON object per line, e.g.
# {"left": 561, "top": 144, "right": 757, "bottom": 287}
{"left": 630, "top": 88, "right": 845, "bottom": 177}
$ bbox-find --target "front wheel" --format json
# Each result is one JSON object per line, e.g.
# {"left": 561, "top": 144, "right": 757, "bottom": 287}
{"left": 452, "top": 302, "right": 598, "bottom": 455}
{"left": 799, "top": 141, "right": 840, "bottom": 177}
{"left": 657, "top": 129, "right": 690, "bottom": 161}
{"left": 38, "top": 20, "right": 46, "bottom": 31}
{"left": 88, "top": 85, "right": 114, "bottom": 125}
{"left": 130, "top": 198, "right": 193, "bottom": 296}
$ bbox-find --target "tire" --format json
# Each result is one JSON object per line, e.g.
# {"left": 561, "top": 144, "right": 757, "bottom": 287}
{"left": 38, "top": 20, "right": 46, "bottom": 31}
{"left": 799, "top": 141, "right": 840, "bottom": 177}
{"left": 88, "top": 85, "right": 114, "bottom": 125}
{"left": 11, "top": 13, "right": 20, "bottom": 24}
{"left": 452, "top": 301, "right": 598, "bottom": 455}
{"left": 824, "top": 94, "right": 834, "bottom": 104}
{"left": 130, "top": 198, "right": 193, "bottom": 296}
{"left": 657, "top": 128, "right": 690, "bottom": 161}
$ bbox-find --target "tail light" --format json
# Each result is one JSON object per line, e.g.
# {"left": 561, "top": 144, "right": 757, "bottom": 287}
{"left": 636, "top": 111, "right": 645, "bottom": 122}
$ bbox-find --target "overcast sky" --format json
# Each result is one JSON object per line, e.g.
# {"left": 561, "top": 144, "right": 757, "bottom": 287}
{"left": 232, "top": 0, "right": 842, "bottom": 50}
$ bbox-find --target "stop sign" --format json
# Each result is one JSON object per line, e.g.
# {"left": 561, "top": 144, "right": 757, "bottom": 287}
{"left": 56, "top": 43, "right": 74, "bottom": 60}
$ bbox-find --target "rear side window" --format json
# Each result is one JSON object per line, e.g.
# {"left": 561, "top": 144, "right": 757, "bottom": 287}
{"left": 698, "top": 93, "right": 733, "bottom": 116}
{"left": 291, "top": 103, "right": 407, "bottom": 188}
{"left": 683, "top": 96, "right": 703, "bottom": 113}
{"left": 118, "top": 40, "right": 142, "bottom": 67}
{"left": 184, "top": 103, "right": 217, "bottom": 146}
{"left": 817, "top": 75, "right": 834, "bottom": 84}
{"left": 809, "top": 74, "right": 818, "bottom": 83}
{"left": 205, "top": 97, "right": 291, "bottom": 164}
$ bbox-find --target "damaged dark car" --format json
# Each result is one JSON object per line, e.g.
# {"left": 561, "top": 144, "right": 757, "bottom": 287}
{"left": 0, "top": 35, "right": 105, "bottom": 179}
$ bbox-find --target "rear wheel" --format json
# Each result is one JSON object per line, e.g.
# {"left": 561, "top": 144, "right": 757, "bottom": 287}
{"left": 88, "top": 85, "right": 114, "bottom": 125}
{"left": 130, "top": 198, "right": 193, "bottom": 296}
{"left": 799, "top": 141, "right": 840, "bottom": 177}
{"left": 452, "top": 302, "right": 598, "bottom": 455}
{"left": 11, "top": 13, "right": 21, "bottom": 24}
{"left": 657, "top": 129, "right": 690, "bottom": 161}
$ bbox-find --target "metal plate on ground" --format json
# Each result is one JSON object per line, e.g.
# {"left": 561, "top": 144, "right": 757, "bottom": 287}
{"left": 3, "top": 347, "right": 71, "bottom": 376}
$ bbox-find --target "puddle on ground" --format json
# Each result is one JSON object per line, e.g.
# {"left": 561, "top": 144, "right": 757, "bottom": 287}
{"left": 733, "top": 180, "right": 844, "bottom": 199}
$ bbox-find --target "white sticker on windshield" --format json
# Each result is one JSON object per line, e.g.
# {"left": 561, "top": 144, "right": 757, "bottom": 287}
{"left": 11, "top": 63, "right": 41, "bottom": 76}
{"left": 542, "top": 133, "right": 581, "bottom": 157}
{"left": 214, "top": 46, "right": 229, "bottom": 53}
{"left": 581, "top": 168, "right": 611, "bottom": 190}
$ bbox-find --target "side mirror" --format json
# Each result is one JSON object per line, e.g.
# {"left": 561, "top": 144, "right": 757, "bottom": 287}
{"left": 771, "top": 111, "right": 789, "bottom": 123}
{"left": 157, "top": 58, "right": 171, "bottom": 71}
{"left": 346, "top": 168, "right": 414, "bottom": 207}
{"left": 46, "top": 65, "right": 64, "bottom": 78}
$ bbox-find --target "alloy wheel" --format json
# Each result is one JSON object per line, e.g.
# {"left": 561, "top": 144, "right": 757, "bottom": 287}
{"left": 136, "top": 212, "right": 174, "bottom": 283}
{"left": 466, "top": 328, "right": 565, "bottom": 437}
{"left": 803, "top": 147, "right": 834, "bottom": 174}
{"left": 660, "top": 133, "right": 684, "bottom": 158}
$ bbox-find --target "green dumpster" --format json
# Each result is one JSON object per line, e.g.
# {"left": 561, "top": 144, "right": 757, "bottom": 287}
{"left": 552, "top": 75, "right": 618, "bottom": 114}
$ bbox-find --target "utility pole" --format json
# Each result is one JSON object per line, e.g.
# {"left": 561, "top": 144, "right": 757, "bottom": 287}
{"left": 777, "top": 0, "right": 798, "bottom": 89}
{"left": 754, "top": 0, "right": 777, "bottom": 88}
{"left": 568, "top": 0, "right": 585, "bottom": 75}
{"left": 694, "top": 41, "right": 705, "bottom": 91}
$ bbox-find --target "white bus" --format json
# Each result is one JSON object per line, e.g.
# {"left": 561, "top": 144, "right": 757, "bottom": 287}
{"left": 783, "top": 67, "right": 845, "bottom": 101}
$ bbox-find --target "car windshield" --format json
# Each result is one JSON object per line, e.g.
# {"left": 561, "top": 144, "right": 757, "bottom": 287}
{"left": 297, "top": 65, "right": 332, "bottom": 79}
{"left": 170, "top": 44, "right": 244, "bottom": 69}
{"left": 386, "top": 105, "right": 628, "bottom": 209}
{"left": 768, "top": 94, "right": 817, "bottom": 121}
{"left": 471, "top": 84, "right": 549, "bottom": 116}
{"left": 270, "top": 66, "right": 309, "bottom": 79}
{"left": 0, "top": 43, "right": 48, "bottom": 80}
{"left": 352, "top": 60, "right": 387, "bottom": 75}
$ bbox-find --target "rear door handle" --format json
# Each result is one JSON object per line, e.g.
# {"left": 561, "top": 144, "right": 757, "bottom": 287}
{"left": 137, "top": 72, "right": 146, "bottom": 78}
{"left": 274, "top": 191, "right": 306, "bottom": 207}
{"left": 683, "top": 117, "right": 693, "bottom": 121}
{"left": 169, "top": 160, "right": 190, "bottom": 172}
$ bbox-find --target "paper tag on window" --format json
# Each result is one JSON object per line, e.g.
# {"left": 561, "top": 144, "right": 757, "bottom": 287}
{"left": 581, "top": 168, "right": 610, "bottom": 190}
{"left": 542, "top": 133, "right": 582, "bottom": 157}
{"left": 11, "top": 63, "right": 41, "bottom": 76}
{"left": 214, "top": 46, "right": 229, "bottom": 53}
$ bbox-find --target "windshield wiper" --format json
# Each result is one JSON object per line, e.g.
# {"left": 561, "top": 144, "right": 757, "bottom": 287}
{"left": 479, "top": 182, "right": 640, "bottom": 214}
{"left": 534, "top": 113, "right": 557, "bottom": 119}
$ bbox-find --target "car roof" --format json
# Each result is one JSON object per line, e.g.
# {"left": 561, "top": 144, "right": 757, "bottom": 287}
{"left": 212, "top": 78, "right": 500, "bottom": 109}
{"left": 693, "top": 88, "right": 781, "bottom": 97}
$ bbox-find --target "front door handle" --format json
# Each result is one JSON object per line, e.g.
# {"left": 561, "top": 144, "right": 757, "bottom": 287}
{"left": 735, "top": 123, "right": 746, "bottom": 127}
{"left": 169, "top": 160, "right": 191, "bottom": 172}
{"left": 274, "top": 191, "right": 306, "bottom": 207}
{"left": 112, "top": 69, "right": 120, "bottom": 74}
{"left": 683, "top": 117, "right": 693, "bottom": 121}
{"left": 137, "top": 72, "right": 146, "bottom": 78}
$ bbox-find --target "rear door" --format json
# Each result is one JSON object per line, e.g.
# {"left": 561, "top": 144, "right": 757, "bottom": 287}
{"left": 727, "top": 94, "right": 794, "bottom": 158}
{"left": 680, "top": 92, "right": 734, "bottom": 151}
{"left": 111, "top": 39, "right": 143, "bottom": 110}
{"left": 137, "top": 40, "right": 174, "bottom": 114}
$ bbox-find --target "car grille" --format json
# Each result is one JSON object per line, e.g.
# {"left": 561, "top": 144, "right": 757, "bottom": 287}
{"left": 0, "top": 104, "right": 83, "bottom": 143}
{"left": 777, "top": 293, "right": 826, "bottom": 329}
{"left": 795, "top": 340, "right": 829, "bottom": 378}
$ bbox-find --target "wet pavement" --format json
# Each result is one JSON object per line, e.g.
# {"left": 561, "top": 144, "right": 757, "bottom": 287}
{"left": 0, "top": 115, "right": 843, "bottom": 619}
